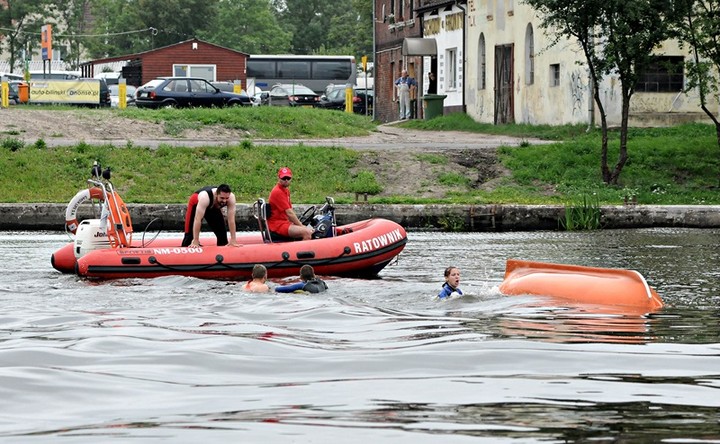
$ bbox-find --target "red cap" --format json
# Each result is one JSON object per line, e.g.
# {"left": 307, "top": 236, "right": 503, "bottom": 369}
{"left": 278, "top": 167, "right": 293, "bottom": 178}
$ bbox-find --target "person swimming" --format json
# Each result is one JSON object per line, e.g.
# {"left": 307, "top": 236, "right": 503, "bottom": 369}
{"left": 438, "top": 266, "right": 463, "bottom": 299}
{"left": 275, "top": 264, "right": 328, "bottom": 294}
{"left": 244, "top": 264, "right": 270, "bottom": 293}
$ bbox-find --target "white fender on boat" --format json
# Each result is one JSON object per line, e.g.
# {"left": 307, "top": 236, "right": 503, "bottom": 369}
{"left": 65, "top": 188, "right": 104, "bottom": 234}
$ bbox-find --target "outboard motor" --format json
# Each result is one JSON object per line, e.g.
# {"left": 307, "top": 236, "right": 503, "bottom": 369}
{"left": 74, "top": 219, "right": 111, "bottom": 258}
{"left": 310, "top": 197, "right": 336, "bottom": 239}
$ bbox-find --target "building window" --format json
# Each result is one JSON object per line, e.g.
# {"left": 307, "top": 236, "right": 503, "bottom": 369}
{"left": 478, "top": 33, "right": 486, "bottom": 90}
{"left": 173, "top": 64, "right": 216, "bottom": 81}
{"left": 550, "top": 64, "right": 560, "bottom": 86}
{"left": 635, "top": 56, "right": 685, "bottom": 92}
{"left": 525, "top": 24, "right": 534, "bottom": 85}
{"left": 447, "top": 48, "right": 457, "bottom": 90}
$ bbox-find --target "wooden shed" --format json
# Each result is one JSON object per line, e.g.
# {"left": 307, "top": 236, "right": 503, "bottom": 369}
{"left": 79, "top": 38, "right": 249, "bottom": 87}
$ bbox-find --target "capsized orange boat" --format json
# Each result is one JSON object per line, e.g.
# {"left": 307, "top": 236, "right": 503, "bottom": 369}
{"left": 498, "top": 259, "right": 664, "bottom": 310}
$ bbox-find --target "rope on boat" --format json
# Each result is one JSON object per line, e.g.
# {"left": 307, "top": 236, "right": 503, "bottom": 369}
{"left": 265, "top": 246, "right": 353, "bottom": 269}
{"left": 147, "top": 254, "right": 227, "bottom": 272}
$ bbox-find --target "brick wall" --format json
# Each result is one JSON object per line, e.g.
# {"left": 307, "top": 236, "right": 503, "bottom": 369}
{"left": 140, "top": 40, "right": 247, "bottom": 85}
{"left": 375, "top": 0, "right": 424, "bottom": 123}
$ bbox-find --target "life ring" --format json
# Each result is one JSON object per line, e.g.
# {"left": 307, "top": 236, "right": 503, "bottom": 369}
{"left": 65, "top": 187, "right": 105, "bottom": 234}
{"left": 105, "top": 190, "right": 134, "bottom": 248}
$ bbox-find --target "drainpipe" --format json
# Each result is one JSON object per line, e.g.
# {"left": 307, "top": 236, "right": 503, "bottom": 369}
{"left": 372, "top": 0, "right": 376, "bottom": 120}
{"left": 456, "top": 0, "right": 467, "bottom": 113}
{"left": 587, "top": 33, "right": 595, "bottom": 132}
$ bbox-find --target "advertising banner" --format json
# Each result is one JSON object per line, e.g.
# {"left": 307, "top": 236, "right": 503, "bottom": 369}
{"left": 29, "top": 79, "right": 100, "bottom": 105}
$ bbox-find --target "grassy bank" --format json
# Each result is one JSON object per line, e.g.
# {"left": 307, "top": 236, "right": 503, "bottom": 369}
{"left": 119, "top": 106, "right": 376, "bottom": 138}
{"left": 1, "top": 108, "right": 719, "bottom": 205}
{"left": 406, "top": 114, "right": 720, "bottom": 205}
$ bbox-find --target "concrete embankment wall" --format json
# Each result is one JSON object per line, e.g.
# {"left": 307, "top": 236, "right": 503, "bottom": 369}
{"left": 1, "top": 203, "right": 718, "bottom": 231}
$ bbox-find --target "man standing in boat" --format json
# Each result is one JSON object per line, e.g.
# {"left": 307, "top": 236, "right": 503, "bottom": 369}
{"left": 268, "top": 167, "right": 313, "bottom": 241}
{"left": 182, "top": 184, "right": 239, "bottom": 248}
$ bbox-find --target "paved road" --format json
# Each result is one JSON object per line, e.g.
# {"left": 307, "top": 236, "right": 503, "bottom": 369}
{"left": 38, "top": 123, "right": 552, "bottom": 151}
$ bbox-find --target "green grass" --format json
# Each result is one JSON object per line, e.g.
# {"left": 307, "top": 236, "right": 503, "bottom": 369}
{"left": 2, "top": 109, "right": 719, "bottom": 205}
{"left": 119, "top": 106, "right": 376, "bottom": 139}
{"left": 403, "top": 112, "right": 590, "bottom": 140}
{"left": 0, "top": 142, "right": 362, "bottom": 203}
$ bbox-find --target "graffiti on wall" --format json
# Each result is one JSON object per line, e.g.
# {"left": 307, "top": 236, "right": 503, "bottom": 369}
{"left": 570, "top": 70, "right": 586, "bottom": 116}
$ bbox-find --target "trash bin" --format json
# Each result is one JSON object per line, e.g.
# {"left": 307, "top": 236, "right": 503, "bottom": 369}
{"left": 18, "top": 82, "right": 29, "bottom": 103}
{"left": 422, "top": 94, "right": 447, "bottom": 120}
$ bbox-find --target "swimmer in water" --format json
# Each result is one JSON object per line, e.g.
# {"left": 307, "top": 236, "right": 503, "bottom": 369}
{"left": 438, "top": 266, "right": 463, "bottom": 299}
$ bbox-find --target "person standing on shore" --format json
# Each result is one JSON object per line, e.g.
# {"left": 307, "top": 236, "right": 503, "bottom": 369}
{"left": 427, "top": 72, "right": 437, "bottom": 94}
{"left": 394, "top": 70, "right": 416, "bottom": 120}
{"left": 182, "top": 184, "right": 238, "bottom": 248}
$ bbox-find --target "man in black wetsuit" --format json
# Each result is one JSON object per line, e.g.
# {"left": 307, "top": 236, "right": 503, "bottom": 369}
{"left": 181, "top": 184, "right": 238, "bottom": 247}
{"left": 274, "top": 264, "right": 328, "bottom": 293}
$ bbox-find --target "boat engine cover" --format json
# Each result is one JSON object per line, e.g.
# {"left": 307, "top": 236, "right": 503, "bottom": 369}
{"left": 74, "top": 219, "right": 111, "bottom": 258}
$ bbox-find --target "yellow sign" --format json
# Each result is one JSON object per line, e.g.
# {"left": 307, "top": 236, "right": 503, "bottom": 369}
{"left": 362, "top": 55, "right": 368, "bottom": 71}
{"left": 29, "top": 79, "right": 101, "bottom": 104}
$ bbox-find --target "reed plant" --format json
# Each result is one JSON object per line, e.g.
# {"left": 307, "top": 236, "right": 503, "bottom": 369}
{"left": 560, "top": 193, "right": 602, "bottom": 231}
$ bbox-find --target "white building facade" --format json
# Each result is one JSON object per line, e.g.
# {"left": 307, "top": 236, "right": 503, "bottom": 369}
{"left": 464, "top": 0, "right": 717, "bottom": 126}
{"left": 419, "top": 2, "right": 466, "bottom": 114}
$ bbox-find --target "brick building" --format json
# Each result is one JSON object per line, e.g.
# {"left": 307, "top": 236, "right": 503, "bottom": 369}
{"left": 79, "top": 38, "right": 249, "bottom": 87}
{"left": 374, "top": 0, "right": 424, "bottom": 123}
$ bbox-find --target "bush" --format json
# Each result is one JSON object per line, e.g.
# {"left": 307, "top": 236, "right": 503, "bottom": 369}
{"left": 1, "top": 138, "right": 24, "bottom": 152}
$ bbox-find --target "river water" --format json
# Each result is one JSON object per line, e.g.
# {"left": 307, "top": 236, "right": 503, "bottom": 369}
{"left": 1, "top": 228, "right": 719, "bottom": 443}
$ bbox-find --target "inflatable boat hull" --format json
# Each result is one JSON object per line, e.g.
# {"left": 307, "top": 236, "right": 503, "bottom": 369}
{"left": 54, "top": 219, "right": 407, "bottom": 280}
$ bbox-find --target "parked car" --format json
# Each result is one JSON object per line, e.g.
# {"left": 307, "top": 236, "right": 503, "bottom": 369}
{"left": 6, "top": 81, "right": 22, "bottom": 105}
{"left": 135, "top": 77, "right": 248, "bottom": 108}
{"left": 253, "top": 90, "right": 269, "bottom": 106}
{"left": 210, "top": 81, "right": 253, "bottom": 106}
{"left": 268, "top": 83, "right": 319, "bottom": 107}
{"left": 317, "top": 84, "right": 359, "bottom": 111}
{"left": 108, "top": 84, "right": 137, "bottom": 107}
{"left": 354, "top": 86, "right": 374, "bottom": 115}
{"left": 317, "top": 84, "right": 373, "bottom": 115}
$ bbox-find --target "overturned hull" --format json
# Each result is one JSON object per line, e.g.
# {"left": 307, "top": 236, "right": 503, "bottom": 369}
{"left": 499, "top": 259, "right": 664, "bottom": 310}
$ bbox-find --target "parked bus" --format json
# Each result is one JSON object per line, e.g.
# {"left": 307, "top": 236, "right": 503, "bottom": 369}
{"left": 247, "top": 55, "right": 356, "bottom": 94}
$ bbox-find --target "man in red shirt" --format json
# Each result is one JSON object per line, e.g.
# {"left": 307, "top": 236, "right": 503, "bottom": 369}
{"left": 267, "top": 167, "right": 313, "bottom": 241}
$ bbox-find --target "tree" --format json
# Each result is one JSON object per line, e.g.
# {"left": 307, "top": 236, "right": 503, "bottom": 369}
{"left": 525, "top": 0, "right": 673, "bottom": 185}
{"left": 86, "top": 0, "right": 219, "bottom": 57}
{"left": 672, "top": 0, "right": 720, "bottom": 186}
{"left": 85, "top": 0, "right": 156, "bottom": 57}
{"left": 0, "top": 0, "right": 51, "bottom": 72}
{"left": 197, "top": 0, "right": 291, "bottom": 54}
{"left": 275, "top": 0, "right": 357, "bottom": 54}
{"left": 46, "top": 0, "right": 93, "bottom": 69}
{"left": 135, "top": 0, "right": 219, "bottom": 48}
